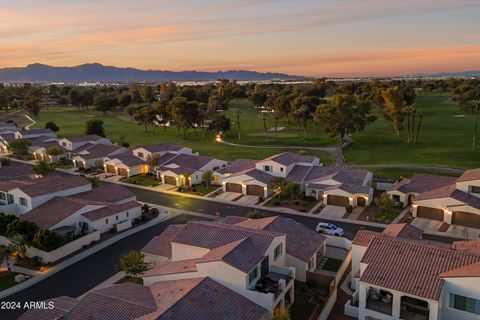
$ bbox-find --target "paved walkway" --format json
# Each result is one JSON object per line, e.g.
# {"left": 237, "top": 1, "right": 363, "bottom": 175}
{"left": 22, "top": 114, "right": 36, "bottom": 130}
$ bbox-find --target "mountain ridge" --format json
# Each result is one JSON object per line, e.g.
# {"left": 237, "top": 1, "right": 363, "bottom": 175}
{"left": 0, "top": 63, "right": 305, "bottom": 83}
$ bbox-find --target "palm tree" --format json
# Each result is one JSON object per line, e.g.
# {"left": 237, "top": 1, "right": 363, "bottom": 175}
{"left": 472, "top": 101, "right": 480, "bottom": 150}
{"left": 117, "top": 251, "right": 150, "bottom": 279}
{"left": 201, "top": 170, "right": 213, "bottom": 187}
{"left": 146, "top": 154, "right": 160, "bottom": 173}
{"left": 259, "top": 112, "right": 269, "bottom": 142}
{"left": 232, "top": 108, "right": 242, "bottom": 140}
{"left": 9, "top": 233, "right": 28, "bottom": 260}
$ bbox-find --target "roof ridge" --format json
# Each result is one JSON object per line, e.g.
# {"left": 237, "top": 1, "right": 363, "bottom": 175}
{"left": 190, "top": 220, "right": 283, "bottom": 237}
{"left": 92, "top": 284, "right": 156, "bottom": 310}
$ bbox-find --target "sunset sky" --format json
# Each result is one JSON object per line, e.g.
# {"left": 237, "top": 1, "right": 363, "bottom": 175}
{"left": 1, "top": 0, "right": 479, "bottom": 77}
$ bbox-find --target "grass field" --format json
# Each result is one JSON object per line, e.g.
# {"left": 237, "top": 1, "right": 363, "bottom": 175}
{"left": 32, "top": 91, "right": 479, "bottom": 168}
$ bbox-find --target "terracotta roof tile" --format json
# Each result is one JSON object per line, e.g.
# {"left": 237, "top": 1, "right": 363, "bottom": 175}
{"left": 142, "top": 225, "right": 185, "bottom": 257}
{"left": 391, "top": 173, "right": 455, "bottom": 194}
{"left": 360, "top": 237, "right": 480, "bottom": 300}
{"left": 451, "top": 239, "right": 480, "bottom": 257}
{"left": 457, "top": 168, "right": 480, "bottom": 182}
{"left": 69, "top": 183, "right": 135, "bottom": 204}
{"left": 352, "top": 230, "right": 382, "bottom": 247}
{"left": 21, "top": 197, "right": 87, "bottom": 228}
{"left": 82, "top": 201, "right": 140, "bottom": 221}
{"left": 18, "top": 175, "right": 90, "bottom": 197}
{"left": 382, "top": 223, "right": 423, "bottom": 240}
{"left": 18, "top": 296, "right": 77, "bottom": 320}
{"left": 258, "top": 152, "right": 316, "bottom": 166}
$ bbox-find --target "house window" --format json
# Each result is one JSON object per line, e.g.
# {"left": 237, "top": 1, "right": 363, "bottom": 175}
{"left": 280, "top": 167, "right": 284, "bottom": 172}
{"left": 450, "top": 294, "right": 480, "bottom": 314}
{"left": 62, "top": 142, "right": 66, "bottom": 147}
{"left": 0, "top": 193, "right": 5, "bottom": 201}
{"left": 392, "top": 194, "right": 400, "bottom": 202}
{"left": 116, "top": 215, "right": 119, "bottom": 221}
{"left": 7, "top": 194, "right": 13, "bottom": 204}
{"left": 126, "top": 212, "right": 129, "bottom": 217}
{"left": 19, "top": 197, "right": 28, "bottom": 206}
{"left": 248, "top": 267, "right": 258, "bottom": 284}
{"left": 470, "top": 186, "right": 480, "bottom": 194}
{"left": 105, "top": 218, "right": 109, "bottom": 224}
{"left": 274, "top": 243, "right": 283, "bottom": 261}
{"left": 308, "top": 257, "right": 315, "bottom": 270}
{"left": 213, "top": 166, "right": 219, "bottom": 171}
{"left": 264, "top": 165, "right": 272, "bottom": 172}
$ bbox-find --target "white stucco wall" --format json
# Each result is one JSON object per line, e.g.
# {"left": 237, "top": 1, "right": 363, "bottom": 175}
{"left": 439, "top": 277, "right": 480, "bottom": 320}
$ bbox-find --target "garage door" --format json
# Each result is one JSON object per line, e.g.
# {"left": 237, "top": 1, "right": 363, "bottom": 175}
{"left": 327, "top": 195, "right": 349, "bottom": 206}
{"left": 164, "top": 175, "right": 177, "bottom": 185}
{"left": 76, "top": 160, "right": 85, "bottom": 169}
{"left": 246, "top": 185, "right": 264, "bottom": 197}
{"left": 106, "top": 165, "right": 116, "bottom": 174}
{"left": 452, "top": 211, "right": 480, "bottom": 228}
{"left": 117, "top": 168, "right": 129, "bottom": 176}
{"left": 226, "top": 182, "right": 242, "bottom": 193}
{"left": 416, "top": 206, "right": 444, "bottom": 221}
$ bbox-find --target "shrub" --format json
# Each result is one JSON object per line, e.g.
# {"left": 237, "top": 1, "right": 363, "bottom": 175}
{"left": 375, "top": 192, "right": 395, "bottom": 212}
{"left": 0, "top": 213, "right": 19, "bottom": 236}
{"left": 246, "top": 210, "right": 264, "bottom": 219}
{"left": 177, "top": 186, "right": 183, "bottom": 192}
{"left": 31, "top": 229, "right": 70, "bottom": 252}
{"left": 0, "top": 158, "right": 10, "bottom": 166}
{"left": 272, "top": 199, "right": 281, "bottom": 206}
{"left": 5, "top": 219, "right": 38, "bottom": 242}
{"left": 345, "top": 204, "right": 353, "bottom": 213}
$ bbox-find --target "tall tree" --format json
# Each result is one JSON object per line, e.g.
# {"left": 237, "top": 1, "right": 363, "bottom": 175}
{"left": 382, "top": 86, "right": 407, "bottom": 136}
{"left": 232, "top": 108, "right": 242, "bottom": 140}
{"left": 316, "top": 94, "right": 377, "bottom": 143}
{"left": 168, "top": 97, "right": 189, "bottom": 137}
{"left": 139, "top": 85, "right": 154, "bottom": 103}
{"left": 208, "top": 115, "right": 231, "bottom": 134}
{"left": 133, "top": 106, "right": 156, "bottom": 132}
{"left": 85, "top": 119, "right": 106, "bottom": 137}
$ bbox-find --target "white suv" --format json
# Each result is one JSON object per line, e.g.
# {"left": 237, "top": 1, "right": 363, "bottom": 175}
{"left": 316, "top": 222, "right": 344, "bottom": 236}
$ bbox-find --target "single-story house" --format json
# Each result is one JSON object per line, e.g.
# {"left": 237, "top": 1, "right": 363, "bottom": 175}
{"left": 388, "top": 173, "right": 456, "bottom": 207}
{"left": 412, "top": 168, "right": 480, "bottom": 229}
{"left": 0, "top": 133, "right": 16, "bottom": 153}
{"left": 103, "top": 152, "right": 148, "bottom": 177}
{"left": 156, "top": 153, "right": 227, "bottom": 186}
{"left": 58, "top": 134, "right": 111, "bottom": 153}
{"left": 212, "top": 159, "right": 256, "bottom": 185}
{"left": 14, "top": 128, "right": 56, "bottom": 140}
{"left": 222, "top": 168, "right": 273, "bottom": 198}
{"left": 132, "top": 143, "right": 192, "bottom": 161}
{"left": 72, "top": 144, "right": 126, "bottom": 169}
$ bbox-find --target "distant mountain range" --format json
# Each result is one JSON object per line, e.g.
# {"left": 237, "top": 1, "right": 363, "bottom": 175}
{"left": 0, "top": 63, "right": 305, "bottom": 83}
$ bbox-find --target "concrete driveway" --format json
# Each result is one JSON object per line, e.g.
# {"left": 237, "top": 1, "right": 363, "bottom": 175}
{"left": 447, "top": 224, "right": 480, "bottom": 239}
{"left": 411, "top": 217, "right": 443, "bottom": 232}
{"left": 215, "top": 191, "right": 241, "bottom": 201}
{"left": 319, "top": 205, "right": 346, "bottom": 219}
{"left": 236, "top": 195, "right": 259, "bottom": 205}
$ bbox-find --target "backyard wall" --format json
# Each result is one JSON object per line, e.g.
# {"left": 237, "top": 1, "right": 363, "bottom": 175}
{"left": 26, "top": 231, "right": 100, "bottom": 263}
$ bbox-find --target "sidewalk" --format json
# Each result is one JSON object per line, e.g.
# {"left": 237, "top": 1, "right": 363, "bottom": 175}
{"left": 0, "top": 212, "right": 170, "bottom": 300}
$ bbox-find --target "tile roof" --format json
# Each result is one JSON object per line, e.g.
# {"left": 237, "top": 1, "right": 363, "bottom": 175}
{"left": 360, "top": 236, "right": 480, "bottom": 300}
{"left": 172, "top": 221, "right": 282, "bottom": 255}
{"left": 18, "top": 175, "right": 90, "bottom": 197}
{"left": 229, "top": 216, "right": 326, "bottom": 262}
{"left": 21, "top": 197, "right": 87, "bottom": 228}
{"left": 71, "top": 142, "right": 95, "bottom": 153}
{"left": 18, "top": 296, "right": 78, "bottom": 320}
{"left": 457, "top": 168, "right": 480, "bottom": 182}
{"left": 163, "top": 154, "right": 215, "bottom": 170}
{"left": 142, "top": 225, "right": 185, "bottom": 257}
{"left": 449, "top": 189, "right": 480, "bottom": 210}
{"left": 62, "top": 283, "right": 157, "bottom": 320}
{"left": 220, "top": 216, "right": 249, "bottom": 225}
{"left": 155, "top": 152, "right": 179, "bottom": 166}
{"left": 451, "top": 239, "right": 480, "bottom": 257}
{"left": 143, "top": 259, "right": 199, "bottom": 276}
{"left": 141, "top": 143, "right": 184, "bottom": 153}
{"left": 414, "top": 183, "right": 457, "bottom": 201}
{"left": 19, "top": 128, "right": 54, "bottom": 135}
{"left": 439, "top": 262, "right": 480, "bottom": 278}
{"left": 215, "top": 159, "right": 256, "bottom": 174}
{"left": 0, "top": 179, "right": 32, "bottom": 192}
{"left": 75, "top": 144, "right": 124, "bottom": 160}
{"left": 391, "top": 173, "right": 456, "bottom": 194}
{"left": 69, "top": 183, "right": 135, "bottom": 204}
{"left": 285, "top": 165, "right": 312, "bottom": 184}
{"left": 258, "top": 152, "right": 316, "bottom": 166}
{"left": 153, "top": 277, "right": 268, "bottom": 320}
{"left": 157, "top": 165, "right": 197, "bottom": 175}
{"left": 82, "top": 201, "right": 140, "bottom": 221}
{"left": 351, "top": 230, "right": 381, "bottom": 247}
{"left": 382, "top": 223, "right": 423, "bottom": 240}
{"left": 110, "top": 152, "right": 146, "bottom": 166}
{"left": 0, "top": 133, "right": 16, "bottom": 142}
{"left": 199, "top": 238, "right": 265, "bottom": 273}
{"left": 231, "top": 168, "right": 273, "bottom": 184}
{"left": 64, "top": 134, "right": 105, "bottom": 143}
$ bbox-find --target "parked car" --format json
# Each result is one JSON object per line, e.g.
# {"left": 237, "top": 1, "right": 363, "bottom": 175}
{"left": 316, "top": 222, "right": 344, "bottom": 236}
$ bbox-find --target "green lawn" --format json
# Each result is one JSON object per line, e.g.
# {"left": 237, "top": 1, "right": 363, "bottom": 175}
{"left": 376, "top": 210, "right": 399, "bottom": 223}
{"left": 321, "top": 258, "right": 343, "bottom": 272}
{"left": 0, "top": 272, "right": 19, "bottom": 291}
{"left": 198, "top": 186, "right": 216, "bottom": 196}
{"left": 123, "top": 174, "right": 160, "bottom": 187}
{"left": 32, "top": 92, "right": 480, "bottom": 167}
{"left": 33, "top": 105, "right": 335, "bottom": 161}
{"left": 345, "top": 91, "right": 480, "bottom": 168}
